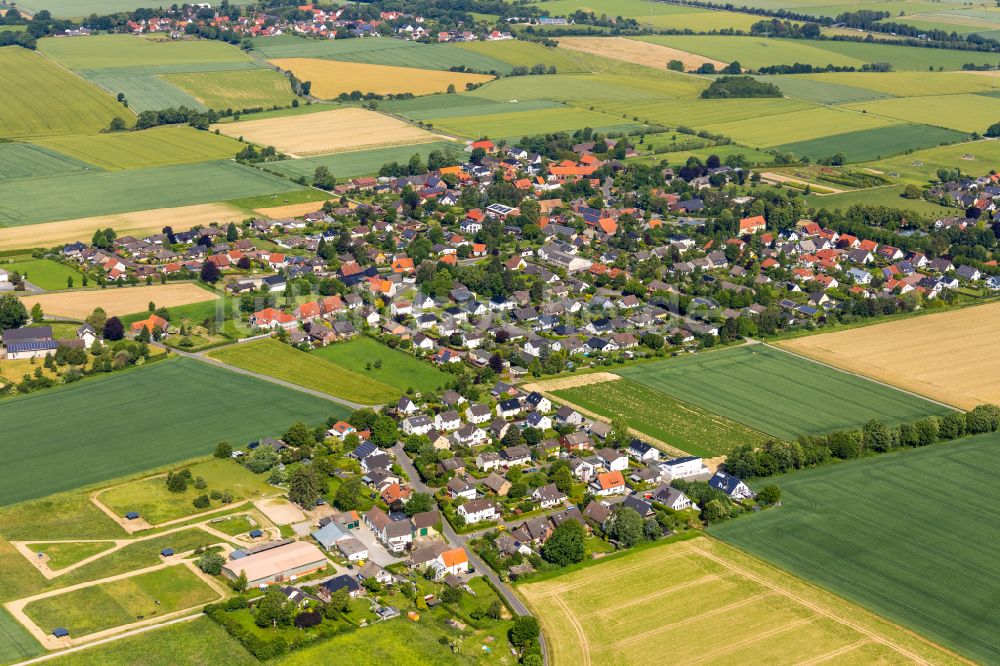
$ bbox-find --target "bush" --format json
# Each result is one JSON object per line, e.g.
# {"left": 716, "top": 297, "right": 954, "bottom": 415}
{"left": 294, "top": 610, "right": 323, "bottom": 628}
{"left": 193, "top": 494, "right": 210, "bottom": 509}
{"left": 197, "top": 550, "right": 226, "bottom": 575}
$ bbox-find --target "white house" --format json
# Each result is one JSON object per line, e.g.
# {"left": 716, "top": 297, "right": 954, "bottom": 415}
{"left": 435, "top": 410, "right": 462, "bottom": 432}
{"left": 446, "top": 477, "right": 477, "bottom": 501}
{"left": 457, "top": 498, "right": 496, "bottom": 524}
{"left": 627, "top": 439, "right": 660, "bottom": 463}
{"left": 708, "top": 471, "right": 755, "bottom": 500}
{"left": 524, "top": 391, "right": 552, "bottom": 413}
{"left": 465, "top": 403, "right": 492, "bottom": 424}
{"left": 401, "top": 415, "right": 434, "bottom": 436}
{"left": 597, "top": 448, "right": 629, "bottom": 472}
{"left": 531, "top": 484, "right": 566, "bottom": 509}
{"left": 659, "top": 456, "right": 708, "bottom": 481}
{"left": 591, "top": 471, "right": 626, "bottom": 496}
{"left": 496, "top": 398, "right": 522, "bottom": 418}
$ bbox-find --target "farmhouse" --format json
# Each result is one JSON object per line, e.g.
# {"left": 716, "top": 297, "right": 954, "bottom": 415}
{"left": 2, "top": 326, "right": 58, "bottom": 360}
{"left": 221, "top": 540, "right": 327, "bottom": 586}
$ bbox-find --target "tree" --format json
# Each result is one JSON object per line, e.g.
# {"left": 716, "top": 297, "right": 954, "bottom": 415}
{"left": 245, "top": 446, "right": 279, "bottom": 473}
{"left": 166, "top": 471, "right": 188, "bottom": 492}
{"left": 288, "top": 466, "right": 324, "bottom": 507}
{"left": 214, "top": 440, "right": 233, "bottom": 458}
{"left": 986, "top": 121, "right": 1000, "bottom": 137}
{"left": 200, "top": 260, "right": 221, "bottom": 284}
{"left": 965, "top": 403, "right": 1000, "bottom": 434}
{"left": 313, "top": 165, "right": 336, "bottom": 190}
{"left": 550, "top": 465, "right": 573, "bottom": 494}
{"left": 226, "top": 222, "right": 239, "bottom": 242}
{"left": 510, "top": 616, "right": 540, "bottom": 649}
{"left": 30, "top": 302, "right": 43, "bottom": 322}
{"left": 86, "top": 307, "right": 107, "bottom": 333}
{"left": 902, "top": 184, "right": 922, "bottom": 199}
{"left": 335, "top": 478, "right": 362, "bottom": 510}
{"left": 939, "top": 411, "right": 966, "bottom": 440}
{"left": 0, "top": 294, "right": 28, "bottom": 329}
{"left": 862, "top": 418, "right": 894, "bottom": 452}
{"left": 757, "top": 484, "right": 781, "bottom": 505}
{"left": 606, "top": 506, "right": 644, "bottom": 547}
{"left": 327, "top": 587, "right": 350, "bottom": 615}
{"left": 371, "top": 415, "right": 399, "bottom": 448}
{"left": 542, "top": 520, "right": 586, "bottom": 566}
{"left": 283, "top": 421, "right": 315, "bottom": 448}
{"left": 254, "top": 586, "right": 294, "bottom": 628}
{"left": 232, "top": 570, "right": 248, "bottom": 593}
{"left": 103, "top": 316, "right": 124, "bottom": 341}
{"left": 403, "top": 491, "right": 434, "bottom": 516}
{"left": 197, "top": 550, "right": 225, "bottom": 575}
{"left": 702, "top": 499, "right": 731, "bottom": 523}
{"left": 666, "top": 59, "right": 684, "bottom": 71}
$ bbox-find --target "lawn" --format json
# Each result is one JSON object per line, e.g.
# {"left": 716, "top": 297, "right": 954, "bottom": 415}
{"left": 0, "top": 357, "right": 340, "bottom": 506}
{"left": 39, "top": 34, "right": 253, "bottom": 70}
{"left": 842, "top": 93, "right": 1000, "bottom": 133}
{"left": 263, "top": 140, "right": 462, "bottom": 180}
{"left": 712, "top": 432, "right": 1000, "bottom": 665}
{"left": 0, "top": 47, "right": 131, "bottom": 139}
{"left": 161, "top": 69, "right": 297, "bottom": 112}
{"left": 700, "top": 106, "right": 897, "bottom": 147}
{"left": 551, "top": 378, "right": 770, "bottom": 457}
{"left": 0, "top": 259, "right": 80, "bottom": 291}
{"left": 26, "top": 542, "right": 116, "bottom": 570}
{"left": 0, "top": 607, "right": 42, "bottom": 665}
{"left": 99, "top": 459, "right": 276, "bottom": 525}
{"left": 311, "top": 337, "right": 451, "bottom": 395}
{"left": 208, "top": 338, "right": 398, "bottom": 405}
{"left": 0, "top": 161, "right": 299, "bottom": 227}
{"left": 518, "top": 535, "right": 964, "bottom": 666}
{"left": 0, "top": 143, "right": 95, "bottom": 181}
{"left": 616, "top": 345, "right": 951, "bottom": 441}
{"left": 774, "top": 123, "right": 967, "bottom": 163}
{"left": 34, "top": 127, "right": 245, "bottom": 171}
{"left": 206, "top": 514, "right": 255, "bottom": 537}
{"left": 24, "top": 565, "right": 218, "bottom": 637}
{"left": 803, "top": 183, "right": 952, "bottom": 216}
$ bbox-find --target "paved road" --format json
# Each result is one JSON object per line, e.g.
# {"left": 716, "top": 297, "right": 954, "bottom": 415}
{"left": 392, "top": 444, "right": 550, "bottom": 665}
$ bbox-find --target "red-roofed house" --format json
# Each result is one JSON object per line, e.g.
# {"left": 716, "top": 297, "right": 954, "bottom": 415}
{"left": 250, "top": 308, "right": 297, "bottom": 330}
{"left": 739, "top": 215, "right": 767, "bottom": 235}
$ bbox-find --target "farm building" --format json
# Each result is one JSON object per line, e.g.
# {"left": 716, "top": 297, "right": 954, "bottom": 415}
{"left": 221, "top": 540, "right": 327, "bottom": 586}
{"left": 2, "top": 326, "right": 58, "bottom": 360}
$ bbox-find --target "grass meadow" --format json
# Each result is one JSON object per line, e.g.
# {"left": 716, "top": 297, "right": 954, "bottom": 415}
{"left": 0, "top": 357, "right": 339, "bottom": 506}
{"left": 80, "top": 68, "right": 208, "bottom": 114}
{"left": 843, "top": 93, "right": 1000, "bottom": 133}
{"left": 712, "top": 432, "right": 1000, "bottom": 664}
{"left": 38, "top": 34, "right": 253, "bottom": 70}
{"left": 804, "top": 184, "right": 953, "bottom": 215}
{"left": 552, "top": 379, "right": 770, "bottom": 457}
{"left": 775, "top": 123, "right": 967, "bottom": 162}
{"left": 311, "top": 337, "right": 451, "bottom": 395}
{"left": 0, "top": 143, "right": 94, "bottom": 181}
{"left": 756, "top": 75, "right": 893, "bottom": 105}
{"left": 700, "top": 106, "right": 897, "bottom": 147}
{"left": 867, "top": 139, "right": 1000, "bottom": 183}
{"left": 27, "top": 541, "right": 117, "bottom": 570}
{"left": 616, "top": 345, "right": 951, "bottom": 440}
{"left": 0, "top": 259, "right": 81, "bottom": 291}
{"left": 0, "top": 607, "right": 42, "bottom": 664}
{"left": 590, "top": 97, "right": 814, "bottom": 127}
{"left": 424, "top": 104, "right": 646, "bottom": 140}
{"left": 161, "top": 69, "right": 296, "bottom": 111}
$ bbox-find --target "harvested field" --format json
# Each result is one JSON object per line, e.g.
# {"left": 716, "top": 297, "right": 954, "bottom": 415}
{"left": 518, "top": 536, "right": 965, "bottom": 666}
{"left": 557, "top": 36, "right": 726, "bottom": 71}
{"left": 251, "top": 200, "right": 331, "bottom": 219}
{"left": 268, "top": 58, "right": 494, "bottom": 98}
{"left": 521, "top": 371, "right": 621, "bottom": 392}
{"left": 778, "top": 302, "right": 1000, "bottom": 410}
{"left": 19, "top": 284, "right": 218, "bottom": 320}
{"left": 0, "top": 202, "right": 245, "bottom": 251}
{"left": 211, "top": 107, "right": 439, "bottom": 156}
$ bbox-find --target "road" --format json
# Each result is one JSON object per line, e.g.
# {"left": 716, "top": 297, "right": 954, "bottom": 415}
{"left": 392, "top": 444, "right": 550, "bottom": 665}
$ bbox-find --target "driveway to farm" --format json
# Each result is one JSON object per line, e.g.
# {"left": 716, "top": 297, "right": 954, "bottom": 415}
{"left": 392, "top": 444, "right": 550, "bottom": 665}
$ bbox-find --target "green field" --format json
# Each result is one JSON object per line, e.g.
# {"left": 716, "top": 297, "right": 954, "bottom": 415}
{"left": 0, "top": 357, "right": 341, "bottom": 506}
{"left": 27, "top": 541, "right": 116, "bottom": 570}
{"left": 867, "top": 139, "right": 1000, "bottom": 183}
{"left": 0, "top": 161, "right": 298, "bottom": 227}
{"left": 552, "top": 378, "right": 770, "bottom": 457}
{"left": 24, "top": 566, "right": 217, "bottom": 637}
{"left": 264, "top": 140, "right": 462, "bottom": 180}
{"left": 804, "top": 183, "right": 952, "bottom": 215}
{"left": 589, "top": 97, "right": 815, "bottom": 127}
{"left": 208, "top": 339, "right": 398, "bottom": 405}
{"left": 424, "top": 104, "right": 647, "bottom": 140}
{"left": 80, "top": 69, "right": 208, "bottom": 114}
{"left": 39, "top": 35, "right": 253, "bottom": 70}
{"left": 206, "top": 514, "right": 255, "bottom": 537}
{"left": 617, "top": 345, "right": 951, "bottom": 441}
{"left": 454, "top": 40, "right": 587, "bottom": 73}
{"left": 843, "top": 93, "right": 1000, "bottom": 133}
{"left": 469, "top": 70, "right": 705, "bottom": 102}
{"left": 758, "top": 75, "right": 893, "bottom": 105}
{"left": 0, "top": 47, "right": 130, "bottom": 139}
{"left": 0, "top": 143, "right": 95, "bottom": 181}
{"left": 528, "top": 0, "right": 761, "bottom": 30}
{"left": 775, "top": 123, "right": 967, "bottom": 162}
{"left": 0, "top": 607, "right": 42, "bottom": 665}
{"left": 34, "top": 127, "right": 244, "bottom": 171}
{"left": 712, "top": 432, "right": 1000, "bottom": 664}
{"left": 0, "top": 259, "right": 81, "bottom": 291}
{"left": 635, "top": 142, "right": 775, "bottom": 166}
{"left": 701, "top": 106, "right": 896, "bottom": 147}
{"left": 312, "top": 337, "right": 451, "bottom": 396}
{"left": 398, "top": 98, "right": 564, "bottom": 122}
{"left": 162, "top": 69, "right": 296, "bottom": 112}
{"left": 801, "top": 71, "right": 999, "bottom": 97}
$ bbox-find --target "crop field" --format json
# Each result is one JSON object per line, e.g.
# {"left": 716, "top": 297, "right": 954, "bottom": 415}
{"left": 700, "top": 106, "right": 897, "bottom": 147}
{"left": 38, "top": 35, "right": 253, "bottom": 70}
{"left": 867, "top": 139, "right": 1000, "bottom": 183}
{"left": 558, "top": 35, "right": 726, "bottom": 70}
{"left": 632, "top": 35, "right": 863, "bottom": 70}
{"left": 0, "top": 161, "right": 298, "bottom": 227}
{"left": 591, "top": 97, "right": 814, "bottom": 128}
{"left": 424, "top": 104, "right": 647, "bottom": 141}
{"left": 808, "top": 38, "right": 1000, "bottom": 71}
{"left": 0, "top": 357, "right": 339, "bottom": 507}
{"left": 712, "top": 432, "right": 1000, "bottom": 665}
{"left": 0, "top": 202, "right": 246, "bottom": 252}
{"left": 801, "top": 71, "right": 998, "bottom": 97}
{"left": 0, "top": 47, "right": 131, "bottom": 139}
{"left": 454, "top": 40, "right": 587, "bottom": 73}
{"left": 469, "top": 69, "right": 706, "bottom": 102}
{"left": 757, "top": 75, "right": 892, "bottom": 105}
{"left": 23, "top": 566, "right": 218, "bottom": 638}
{"left": 616, "top": 345, "right": 951, "bottom": 440}
{"left": 268, "top": 58, "right": 494, "bottom": 99}
{"left": 160, "top": 69, "right": 294, "bottom": 112}
{"left": 79, "top": 68, "right": 207, "bottom": 114}
{"left": 34, "top": 127, "right": 244, "bottom": 171}
{"left": 775, "top": 123, "right": 967, "bottom": 162}
{"left": 312, "top": 337, "right": 451, "bottom": 395}
{"left": 551, "top": 378, "right": 770, "bottom": 457}
{"left": 518, "top": 535, "right": 964, "bottom": 666}
{"left": 209, "top": 339, "right": 398, "bottom": 405}
{"left": 0, "top": 607, "right": 41, "bottom": 664}
{"left": 0, "top": 259, "right": 80, "bottom": 291}
{"left": 0, "top": 143, "right": 94, "bottom": 181}
{"left": 778, "top": 301, "right": 1000, "bottom": 410}
{"left": 212, "top": 107, "right": 438, "bottom": 156}
{"left": 263, "top": 140, "right": 462, "bottom": 180}
{"left": 527, "top": 0, "right": 760, "bottom": 29}
{"left": 803, "top": 183, "right": 952, "bottom": 214}
{"left": 843, "top": 93, "right": 1000, "bottom": 133}
{"left": 19, "top": 283, "right": 216, "bottom": 319}
{"left": 634, "top": 143, "right": 775, "bottom": 166}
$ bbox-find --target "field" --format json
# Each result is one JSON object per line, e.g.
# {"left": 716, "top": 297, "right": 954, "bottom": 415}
{"left": 28, "top": 542, "right": 116, "bottom": 570}
{"left": 842, "top": 93, "right": 1000, "bottom": 134}
{"left": 208, "top": 339, "right": 398, "bottom": 405}
{"left": 867, "top": 139, "right": 1000, "bottom": 183}
{"left": 0, "top": 47, "right": 130, "bottom": 139}
{"left": 19, "top": 283, "right": 217, "bottom": 319}
{"left": 774, "top": 123, "right": 967, "bottom": 162}
{"left": 0, "top": 202, "right": 247, "bottom": 251}
{"left": 636, "top": 143, "right": 775, "bottom": 167}
{"left": 0, "top": 259, "right": 80, "bottom": 291}
{"left": 592, "top": 97, "right": 814, "bottom": 128}
{"left": 212, "top": 107, "right": 438, "bottom": 156}
{"left": 0, "top": 161, "right": 298, "bottom": 227}
{"left": 801, "top": 71, "right": 1000, "bottom": 97}
{"left": 38, "top": 35, "right": 252, "bottom": 70}
{"left": 803, "top": 184, "right": 952, "bottom": 215}
{"left": 268, "top": 58, "right": 494, "bottom": 99}
{"left": 617, "top": 345, "right": 951, "bottom": 440}
{"left": 518, "top": 535, "right": 964, "bottom": 666}
{"left": 161, "top": 69, "right": 296, "bottom": 112}
{"left": 34, "top": 126, "right": 244, "bottom": 171}
{"left": 0, "top": 357, "right": 340, "bottom": 506}
{"left": 469, "top": 68, "right": 706, "bottom": 102}
{"left": 528, "top": 0, "right": 762, "bottom": 30}
{"left": 551, "top": 378, "right": 770, "bottom": 457}
{"left": 263, "top": 140, "right": 462, "bottom": 180}
{"left": 712, "top": 432, "right": 1000, "bottom": 664}
{"left": 752, "top": 75, "right": 893, "bottom": 105}
{"left": 778, "top": 301, "right": 1000, "bottom": 410}
{"left": 0, "top": 143, "right": 94, "bottom": 181}
{"left": 454, "top": 40, "right": 587, "bottom": 73}
{"left": 311, "top": 337, "right": 451, "bottom": 395}
{"left": 700, "top": 106, "right": 896, "bottom": 148}
{"left": 0, "top": 607, "right": 42, "bottom": 664}
{"left": 99, "top": 459, "right": 276, "bottom": 525}
{"left": 424, "top": 104, "right": 646, "bottom": 141}
{"left": 558, "top": 35, "right": 726, "bottom": 71}
{"left": 23, "top": 566, "right": 218, "bottom": 637}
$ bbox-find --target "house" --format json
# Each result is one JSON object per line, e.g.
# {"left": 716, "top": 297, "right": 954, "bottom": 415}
{"left": 221, "top": 540, "right": 327, "bottom": 587}
{"left": 660, "top": 456, "right": 708, "bottom": 481}
{"left": 582, "top": 500, "right": 611, "bottom": 528}
{"left": 401, "top": 415, "right": 434, "bottom": 436}
{"left": 250, "top": 308, "right": 297, "bottom": 330}
{"left": 627, "top": 439, "right": 660, "bottom": 462}
{"left": 482, "top": 473, "right": 512, "bottom": 496}
{"left": 708, "top": 471, "right": 755, "bottom": 500}
{"left": 434, "top": 547, "right": 469, "bottom": 577}
{"left": 561, "top": 431, "right": 593, "bottom": 453}
{"left": 524, "top": 391, "right": 552, "bottom": 413}
{"left": 396, "top": 396, "right": 419, "bottom": 415}
{"left": 317, "top": 575, "right": 362, "bottom": 601}
{"left": 364, "top": 507, "right": 413, "bottom": 552}
{"left": 596, "top": 447, "right": 629, "bottom": 472}
{"left": 591, "top": 471, "right": 626, "bottom": 496}
{"left": 358, "top": 561, "right": 395, "bottom": 586}
{"left": 738, "top": 215, "right": 767, "bottom": 235}
{"left": 2, "top": 326, "right": 58, "bottom": 360}
{"left": 496, "top": 398, "right": 521, "bottom": 418}
{"left": 476, "top": 452, "right": 502, "bottom": 472}
{"left": 446, "top": 476, "right": 477, "bottom": 501}
{"left": 457, "top": 498, "right": 497, "bottom": 524}
{"left": 555, "top": 406, "right": 583, "bottom": 426}
{"left": 411, "top": 510, "right": 439, "bottom": 538}
{"left": 435, "top": 410, "right": 462, "bottom": 432}
{"left": 327, "top": 421, "right": 357, "bottom": 440}
{"left": 501, "top": 445, "right": 532, "bottom": 467}
{"left": 130, "top": 314, "right": 168, "bottom": 336}
{"left": 312, "top": 522, "right": 350, "bottom": 550}
{"left": 531, "top": 483, "right": 566, "bottom": 509}
{"left": 652, "top": 485, "right": 697, "bottom": 511}
{"left": 337, "top": 537, "right": 368, "bottom": 562}
{"left": 465, "top": 403, "right": 492, "bottom": 424}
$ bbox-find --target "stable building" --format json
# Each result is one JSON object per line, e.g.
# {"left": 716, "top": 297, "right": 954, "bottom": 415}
{"left": 221, "top": 540, "right": 327, "bottom": 587}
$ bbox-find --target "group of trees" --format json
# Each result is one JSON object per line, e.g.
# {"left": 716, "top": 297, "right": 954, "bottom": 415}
{"left": 701, "top": 76, "right": 782, "bottom": 99}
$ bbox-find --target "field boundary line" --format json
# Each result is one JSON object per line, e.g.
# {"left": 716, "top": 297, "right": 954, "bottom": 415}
{"left": 796, "top": 640, "right": 872, "bottom": 665}
{"left": 686, "top": 617, "right": 815, "bottom": 665}
{"left": 533, "top": 547, "right": 693, "bottom": 595}
{"left": 581, "top": 572, "right": 726, "bottom": 616}
{"left": 552, "top": 595, "right": 591, "bottom": 666}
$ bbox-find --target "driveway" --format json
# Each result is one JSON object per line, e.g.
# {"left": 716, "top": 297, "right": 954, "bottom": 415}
{"left": 351, "top": 524, "right": 404, "bottom": 568}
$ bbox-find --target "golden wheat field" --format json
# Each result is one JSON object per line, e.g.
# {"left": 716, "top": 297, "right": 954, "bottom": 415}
{"left": 211, "top": 107, "right": 438, "bottom": 156}
{"left": 0, "top": 203, "right": 245, "bottom": 251}
{"left": 778, "top": 303, "right": 1000, "bottom": 410}
{"left": 20, "top": 284, "right": 218, "bottom": 319}
{"left": 518, "top": 537, "right": 965, "bottom": 666}
{"left": 268, "top": 58, "right": 495, "bottom": 98}
{"left": 557, "top": 36, "right": 726, "bottom": 71}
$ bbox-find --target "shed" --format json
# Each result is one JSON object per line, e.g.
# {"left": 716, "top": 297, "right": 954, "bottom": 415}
{"left": 161, "top": 548, "right": 174, "bottom": 557}
{"left": 125, "top": 512, "right": 140, "bottom": 520}
{"left": 52, "top": 628, "right": 69, "bottom": 638}
{"left": 249, "top": 529, "right": 264, "bottom": 539}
